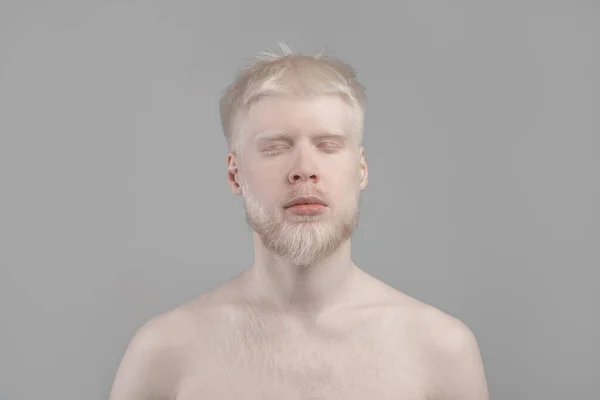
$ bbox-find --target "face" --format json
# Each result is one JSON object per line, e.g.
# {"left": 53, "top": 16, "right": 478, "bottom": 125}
{"left": 227, "top": 95, "right": 368, "bottom": 267}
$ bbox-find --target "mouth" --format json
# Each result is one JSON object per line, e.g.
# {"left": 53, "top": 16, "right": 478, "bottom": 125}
{"left": 283, "top": 196, "right": 327, "bottom": 216}
{"left": 284, "top": 196, "right": 327, "bottom": 208}
{"left": 285, "top": 203, "right": 326, "bottom": 216}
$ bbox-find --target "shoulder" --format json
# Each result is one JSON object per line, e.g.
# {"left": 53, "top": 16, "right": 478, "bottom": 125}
{"left": 378, "top": 286, "right": 489, "bottom": 400}
{"left": 414, "top": 304, "right": 490, "bottom": 400}
{"left": 137, "top": 305, "right": 201, "bottom": 351}
{"left": 417, "top": 303, "right": 477, "bottom": 350}
{"left": 109, "top": 306, "right": 200, "bottom": 400}
{"left": 382, "top": 287, "right": 479, "bottom": 352}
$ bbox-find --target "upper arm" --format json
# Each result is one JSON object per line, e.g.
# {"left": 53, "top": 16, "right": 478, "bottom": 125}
{"left": 109, "top": 316, "right": 184, "bottom": 400}
{"left": 432, "top": 318, "right": 490, "bottom": 400}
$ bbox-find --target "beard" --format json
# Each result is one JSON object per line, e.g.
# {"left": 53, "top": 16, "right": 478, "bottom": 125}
{"left": 240, "top": 179, "right": 361, "bottom": 267}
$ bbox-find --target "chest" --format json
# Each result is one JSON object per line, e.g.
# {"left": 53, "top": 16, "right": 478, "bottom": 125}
{"left": 175, "top": 320, "right": 437, "bottom": 400}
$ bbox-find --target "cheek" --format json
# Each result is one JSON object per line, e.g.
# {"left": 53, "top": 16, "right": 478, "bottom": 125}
{"left": 245, "top": 177, "right": 281, "bottom": 204}
{"left": 330, "top": 175, "right": 360, "bottom": 207}
{"left": 338, "top": 163, "right": 361, "bottom": 188}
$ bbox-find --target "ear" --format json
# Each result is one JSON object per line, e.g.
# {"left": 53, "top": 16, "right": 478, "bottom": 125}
{"left": 227, "top": 152, "right": 243, "bottom": 195}
{"left": 359, "top": 146, "right": 368, "bottom": 191}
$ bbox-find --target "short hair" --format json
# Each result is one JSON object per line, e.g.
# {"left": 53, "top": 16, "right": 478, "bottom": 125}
{"left": 219, "top": 42, "right": 367, "bottom": 154}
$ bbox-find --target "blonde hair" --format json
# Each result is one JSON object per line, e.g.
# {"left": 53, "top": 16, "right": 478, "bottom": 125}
{"left": 219, "top": 42, "right": 367, "bottom": 154}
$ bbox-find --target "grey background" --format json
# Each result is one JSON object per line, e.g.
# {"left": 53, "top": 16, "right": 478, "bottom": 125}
{"left": 1, "top": 1, "right": 598, "bottom": 399}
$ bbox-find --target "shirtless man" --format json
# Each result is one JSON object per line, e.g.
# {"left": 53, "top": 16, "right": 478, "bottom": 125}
{"left": 109, "top": 44, "right": 490, "bottom": 400}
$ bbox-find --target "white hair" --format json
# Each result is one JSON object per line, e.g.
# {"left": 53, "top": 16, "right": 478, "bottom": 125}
{"left": 219, "top": 42, "right": 367, "bottom": 154}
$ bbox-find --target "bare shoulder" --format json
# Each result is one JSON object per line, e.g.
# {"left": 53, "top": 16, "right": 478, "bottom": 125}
{"left": 413, "top": 300, "right": 478, "bottom": 349}
{"left": 402, "top": 298, "right": 490, "bottom": 400}
{"left": 109, "top": 306, "right": 202, "bottom": 400}
{"left": 369, "top": 278, "right": 489, "bottom": 400}
{"left": 369, "top": 277, "right": 480, "bottom": 349}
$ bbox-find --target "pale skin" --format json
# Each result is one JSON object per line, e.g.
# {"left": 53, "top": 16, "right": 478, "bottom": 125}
{"left": 109, "top": 95, "right": 490, "bottom": 400}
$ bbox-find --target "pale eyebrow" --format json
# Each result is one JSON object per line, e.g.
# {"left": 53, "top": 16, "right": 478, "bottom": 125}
{"left": 314, "top": 132, "right": 349, "bottom": 141}
{"left": 253, "top": 130, "right": 289, "bottom": 143}
{"left": 253, "top": 130, "right": 349, "bottom": 143}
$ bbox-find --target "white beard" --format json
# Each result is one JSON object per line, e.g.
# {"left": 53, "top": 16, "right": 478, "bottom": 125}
{"left": 240, "top": 179, "right": 360, "bottom": 267}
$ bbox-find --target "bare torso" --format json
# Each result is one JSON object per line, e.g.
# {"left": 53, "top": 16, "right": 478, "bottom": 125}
{"left": 168, "top": 268, "right": 449, "bottom": 400}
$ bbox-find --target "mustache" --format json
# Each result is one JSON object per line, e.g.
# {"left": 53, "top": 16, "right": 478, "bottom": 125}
{"left": 279, "top": 190, "right": 327, "bottom": 206}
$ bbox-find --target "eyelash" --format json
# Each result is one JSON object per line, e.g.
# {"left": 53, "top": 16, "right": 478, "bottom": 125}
{"left": 263, "top": 143, "right": 340, "bottom": 155}
{"left": 263, "top": 148, "right": 285, "bottom": 155}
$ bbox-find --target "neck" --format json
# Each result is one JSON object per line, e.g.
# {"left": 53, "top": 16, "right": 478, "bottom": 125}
{"left": 245, "top": 233, "right": 360, "bottom": 317}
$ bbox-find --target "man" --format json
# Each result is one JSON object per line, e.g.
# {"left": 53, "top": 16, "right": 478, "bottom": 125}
{"left": 109, "top": 43, "right": 490, "bottom": 400}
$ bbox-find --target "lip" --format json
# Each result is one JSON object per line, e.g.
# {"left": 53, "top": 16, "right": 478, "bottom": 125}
{"left": 286, "top": 203, "right": 326, "bottom": 216}
{"left": 284, "top": 196, "right": 327, "bottom": 208}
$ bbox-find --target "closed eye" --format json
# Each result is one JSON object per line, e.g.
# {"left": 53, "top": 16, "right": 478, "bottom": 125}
{"left": 318, "top": 142, "right": 342, "bottom": 152}
{"left": 262, "top": 145, "right": 288, "bottom": 155}
{"left": 262, "top": 142, "right": 341, "bottom": 155}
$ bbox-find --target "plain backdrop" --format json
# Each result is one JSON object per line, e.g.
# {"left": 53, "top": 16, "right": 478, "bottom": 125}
{"left": 1, "top": 1, "right": 599, "bottom": 399}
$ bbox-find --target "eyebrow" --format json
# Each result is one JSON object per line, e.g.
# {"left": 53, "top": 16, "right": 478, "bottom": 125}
{"left": 253, "top": 130, "right": 348, "bottom": 143}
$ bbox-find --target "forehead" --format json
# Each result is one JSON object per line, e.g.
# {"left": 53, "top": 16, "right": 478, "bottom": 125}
{"left": 244, "top": 95, "right": 355, "bottom": 139}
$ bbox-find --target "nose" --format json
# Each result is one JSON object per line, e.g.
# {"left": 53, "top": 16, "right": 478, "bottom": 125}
{"left": 288, "top": 148, "right": 319, "bottom": 184}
